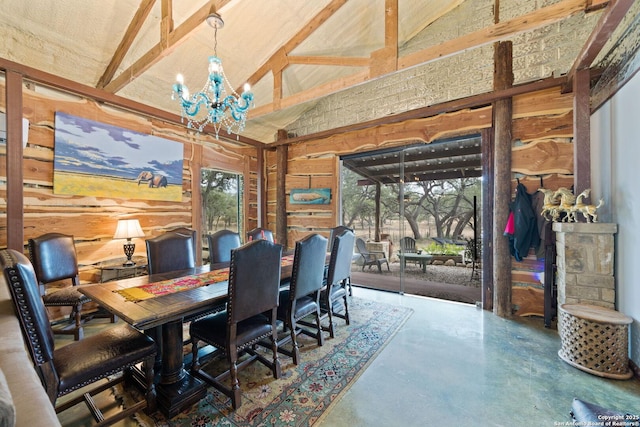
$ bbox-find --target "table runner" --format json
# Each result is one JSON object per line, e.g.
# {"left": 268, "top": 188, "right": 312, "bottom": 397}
{"left": 115, "top": 255, "right": 294, "bottom": 302}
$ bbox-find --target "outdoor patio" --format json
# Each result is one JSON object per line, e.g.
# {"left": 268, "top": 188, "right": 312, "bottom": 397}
{"left": 350, "top": 260, "right": 482, "bottom": 304}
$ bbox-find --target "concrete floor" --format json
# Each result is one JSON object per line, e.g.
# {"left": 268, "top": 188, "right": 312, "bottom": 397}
{"left": 57, "top": 287, "right": 640, "bottom": 426}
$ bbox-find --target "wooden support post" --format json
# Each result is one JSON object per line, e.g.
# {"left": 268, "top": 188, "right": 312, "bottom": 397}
{"left": 573, "top": 68, "right": 591, "bottom": 198}
{"left": 191, "top": 143, "right": 202, "bottom": 265}
{"left": 492, "top": 41, "right": 514, "bottom": 318}
{"left": 6, "top": 71, "right": 24, "bottom": 251}
{"left": 257, "top": 146, "right": 266, "bottom": 229}
{"left": 276, "top": 130, "right": 288, "bottom": 248}
{"left": 481, "top": 127, "right": 494, "bottom": 311}
{"left": 375, "top": 182, "right": 381, "bottom": 241}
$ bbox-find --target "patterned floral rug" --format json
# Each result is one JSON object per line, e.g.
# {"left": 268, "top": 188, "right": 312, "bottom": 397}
{"left": 127, "top": 297, "right": 413, "bottom": 427}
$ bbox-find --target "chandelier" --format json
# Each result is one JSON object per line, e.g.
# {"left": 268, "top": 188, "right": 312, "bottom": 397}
{"left": 172, "top": 12, "right": 253, "bottom": 138}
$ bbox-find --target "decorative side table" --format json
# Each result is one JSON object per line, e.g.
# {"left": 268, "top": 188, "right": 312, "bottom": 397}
{"left": 98, "top": 256, "right": 148, "bottom": 283}
{"left": 558, "top": 304, "right": 633, "bottom": 379}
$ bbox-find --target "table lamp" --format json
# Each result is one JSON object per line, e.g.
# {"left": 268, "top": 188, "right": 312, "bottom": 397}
{"left": 113, "top": 219, "right": 145, "bottom": 266}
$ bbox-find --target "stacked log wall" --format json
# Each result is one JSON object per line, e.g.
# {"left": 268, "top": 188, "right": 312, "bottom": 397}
{"left": 0, "top": 81, "right": 258, "bottom": 286}
{"left": 510, "top": 86, "right": 574, "bottom": 316}
{"left": 267, "top": 86, "right": 575, "bottom": 317}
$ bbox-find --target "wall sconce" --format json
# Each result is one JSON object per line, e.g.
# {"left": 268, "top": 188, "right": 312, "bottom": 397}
{"left": 113, "top": 219, "right": 145, "bottom": 266}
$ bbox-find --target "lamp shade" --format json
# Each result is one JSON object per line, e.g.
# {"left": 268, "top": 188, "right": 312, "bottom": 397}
{"left": 113, "top": 219, "right": 145, "bottom": 240}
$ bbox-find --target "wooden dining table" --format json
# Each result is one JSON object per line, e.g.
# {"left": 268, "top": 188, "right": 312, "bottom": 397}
{"left": 79, "top": 258, "right": 297, "bottom": 418}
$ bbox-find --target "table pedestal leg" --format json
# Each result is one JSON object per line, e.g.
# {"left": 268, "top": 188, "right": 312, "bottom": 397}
{"left": 155, "top": 319, "right": 206, "bottom": 418}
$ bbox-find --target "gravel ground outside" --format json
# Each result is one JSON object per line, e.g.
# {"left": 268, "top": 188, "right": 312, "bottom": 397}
{"left": 352, "top": 261, "right": 481, "bottom": 288}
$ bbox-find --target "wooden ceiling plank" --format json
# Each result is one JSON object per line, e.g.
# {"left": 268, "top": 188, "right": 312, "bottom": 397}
{"left": 104, "top": 0, "right": 231, "bottom": 93}
{"left": 97, "top": 0, "right": 157, "bottom": 89}
{"left": 566, "top": 0, "right": 634, "bottom": 87}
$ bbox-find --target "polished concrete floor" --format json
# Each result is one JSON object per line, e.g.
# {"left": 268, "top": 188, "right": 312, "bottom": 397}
{"left": 57, "top": 287, "right": 640, "bottom": 426}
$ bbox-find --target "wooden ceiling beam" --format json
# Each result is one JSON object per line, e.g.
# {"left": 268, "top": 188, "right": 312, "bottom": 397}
{"left": 0, "top": 57, "right": 263, "bottom": 148}
{"left": 97, "top": 0, "right": 156, "bottom": 89}
{"left": 245, "top": 0, "right": 347, "bottom": 88}
{"left": 565, "top": 0, "right": 634, "bottom": 89}
{"left": 104, "top": 0, "right": 231, "bottom": 93}
{"left": 251, "top": 0, "right": 602, "bottom": 120}
{"left": 287, "top": 56, "right": 370, "bottom": 67}
{"left": 370, "top": 0, "right": 398, "bottom": 78}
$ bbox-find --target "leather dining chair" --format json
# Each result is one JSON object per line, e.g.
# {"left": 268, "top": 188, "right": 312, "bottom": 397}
{"left": 246, "top": 227, "right": 274, "bottom": 242}
{"left": 328, "top": 226, "right": 354, "bottom": 295}
{"left": 207, "top": 229, "right": 242, "bottom": 264}
{"left": 276, "top": 233, "right": 327, "bottom": 365}
{"left": 168, "top": 227, "right": 199, "bottom": 264}
{"left": 321, "top": 229, "right": 355, "bottom": 338}
{"left": 28, "top": 232, "right": 101, "bottom": 341}
{"left": 189, "top": 239, "right": 283, "bottom": 409}
{"left": 1, "top": 249, "right": 157, "bottom": 426}
{"left": 145, "top": 230, "right": 210, "bottom": 358}
{"left": 146, "top": 231, "right": 196, "bottom": 275}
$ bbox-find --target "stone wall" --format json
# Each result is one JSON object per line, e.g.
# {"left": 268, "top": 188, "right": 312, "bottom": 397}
{"left": 553, "top": 222, "right": 617, "bottom": 309}
{"left": 286, "top": 1, "right": 600, "bottom": 138}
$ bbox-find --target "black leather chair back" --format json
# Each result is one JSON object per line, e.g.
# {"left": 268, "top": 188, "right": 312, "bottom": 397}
{"left": 2, "top": 250, "right": 56, "bottom": 367}
{"left": 246, "top": 227, "right": 274, "bottom": 243}
{"left": 28, "top": 233, "right": 79, "bottom": 286}
{"left": 146, "top": 232, "right": 195, "bottom": 275}
{"left": 228, "top": 239, "right": 282, "bottom": 323}
{"left": 328, "top": 226, "right": 352, "bottom": 250}
{"left": 208, "top": 230, "right": 241, "bottom": 263}
{"left": 169, "top": 227, "right": 198, "bottom": 262}
{"left": 327, "top": 230, "right": 355, "bottom": 286}
{"left": 291, "top": 234, "right": 328, "bottom": 300}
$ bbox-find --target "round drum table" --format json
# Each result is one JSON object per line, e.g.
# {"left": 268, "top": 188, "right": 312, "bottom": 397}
{"left": 558, "top": 304, "right": 633, "bottom": 379}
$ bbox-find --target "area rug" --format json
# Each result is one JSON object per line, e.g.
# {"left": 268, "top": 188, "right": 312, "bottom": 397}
{"left": 125, "top": 297, "right": 413, "bottom": 426}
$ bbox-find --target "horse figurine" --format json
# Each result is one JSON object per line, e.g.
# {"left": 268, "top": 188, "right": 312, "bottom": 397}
{"left": 538, "top": 188, "right": 561, "bottom": 221}
{"left": 553, "top": 187, "right": 576, "bottom": 222}
{"left": 570, "top": 189, "right": 604, "bottom": 223}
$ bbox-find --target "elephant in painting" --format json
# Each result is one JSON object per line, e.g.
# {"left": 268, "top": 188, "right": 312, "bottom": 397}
{"left": 136, "top": 171, "right": 168, "bottom": 188}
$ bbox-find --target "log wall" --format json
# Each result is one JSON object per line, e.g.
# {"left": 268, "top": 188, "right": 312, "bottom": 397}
{"left": 267, "top": 86, "right": 575, "bottom": 317}
{"left": 0, "top": 81, "right": 258, "bottom": 286}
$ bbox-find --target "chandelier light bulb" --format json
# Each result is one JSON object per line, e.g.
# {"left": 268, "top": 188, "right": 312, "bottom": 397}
{"left": 243, "top": 83, "right": 251, "bottom": 93}
{"left": 171, "top": 12, "right": 254, "bottom": 138}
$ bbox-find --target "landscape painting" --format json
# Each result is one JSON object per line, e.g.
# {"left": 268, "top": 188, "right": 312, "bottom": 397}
{"left": 53, "top": 112, "right": 183, "bottom": 202}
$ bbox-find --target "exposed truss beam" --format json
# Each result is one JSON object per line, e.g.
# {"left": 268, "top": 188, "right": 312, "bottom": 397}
{"left": 566, "top": 0, "right": 635, "bottom": 88}
{"left": 250, "top": 0, "right": 609, "bottom": 120}
{"left": 97, "top": 0, "right": 156, "bottom": 89}
{"left": 103, "top": 0, "right": 231, "bottom": 93}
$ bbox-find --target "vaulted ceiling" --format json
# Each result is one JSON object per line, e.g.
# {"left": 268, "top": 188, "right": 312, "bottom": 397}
{"left": 0, "top": 0, "right": 634, "bottom": 145}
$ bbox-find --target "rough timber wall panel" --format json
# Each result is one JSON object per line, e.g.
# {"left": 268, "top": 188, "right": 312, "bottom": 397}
{"left": 0, "top": 82, "right": 257, "bottom": 283}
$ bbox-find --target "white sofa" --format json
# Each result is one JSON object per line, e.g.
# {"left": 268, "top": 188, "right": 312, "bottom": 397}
{"left": 0, "top": 271, "right": 61, "bottom": 427}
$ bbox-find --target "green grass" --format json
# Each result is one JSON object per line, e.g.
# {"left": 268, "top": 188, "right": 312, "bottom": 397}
{"left": 53, "top": 171, "right": 182, "bottom": 202}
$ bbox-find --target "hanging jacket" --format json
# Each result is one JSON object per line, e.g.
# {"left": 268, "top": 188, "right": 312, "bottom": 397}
{"left": 509, "top": 183, "right": 540, "bottom": 261}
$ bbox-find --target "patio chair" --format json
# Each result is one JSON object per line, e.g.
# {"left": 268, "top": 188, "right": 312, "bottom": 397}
{"left": 399, "top": 236, "right": 421, "bottom": 269}
{"left": 399, "top": 236, "right": 417, "bottom": 254}
{"left": 355, "top": 237, "right": 389, "bottom": 273}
